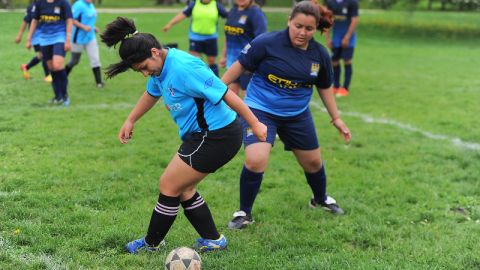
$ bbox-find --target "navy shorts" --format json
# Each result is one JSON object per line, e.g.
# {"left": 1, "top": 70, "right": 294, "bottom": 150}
{"left": 33, "top": 45, "right": 41, "bottom": 52}
{"left": 331, "top": 47, "right": 355, "bottom": 61}
{"left": 189, "top": 38, "right": 218, "bottom": 57}
{"left": 242, "top": 108, "right": 319, "bottom": 151}
{"left": 178, "top": 118, "right": 242, "bottom": 173}
{"left": 41, "top": 43, "right": 66, "bottom": 61}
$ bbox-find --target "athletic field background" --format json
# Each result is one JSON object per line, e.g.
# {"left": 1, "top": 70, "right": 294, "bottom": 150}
{"left": 1, "top": 8, "right": 479, "bottom": 269}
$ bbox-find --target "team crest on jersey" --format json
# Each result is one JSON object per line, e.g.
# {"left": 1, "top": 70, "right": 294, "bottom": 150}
{"left": 342, "top": 7, "right": 348, "bottom": 14}
{"left": 238, "top": 15, "right": 247, "bottom": 25}
{"left": 310, "top": 63, "right": 320, "bottom": 76}
{"left": 168, "top": 85, "right": 175, "bottom": 96}
{"left": 54, "top": 6, "right": 61, "bottom": 14}
{"left": 204, "top": 77, "right": 214, "bottom": 89}
{"left": 246, "top": 127, "right": 253, "bottom": 137}
{"left": 241, "top": 44, "right": 251, "bottom": 54}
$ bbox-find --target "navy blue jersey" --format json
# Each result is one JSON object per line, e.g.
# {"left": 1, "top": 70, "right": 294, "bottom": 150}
{"left": 224, "top": 5, "right": 267, "bottom": 68}
{"left": 326, "top": 0, "right": 358, "bottom": 47}
{"left": 238, "top": 29, "right": 333, "bottom": 117}
{"left": 183, "top": 0, "right": 228, "bottom": 41}
{"left": 33, "top": 0, "right": 72, "bottom": 46}
{"left": 24, "top": 3, "right": 42, "bottom": 45}
{"left": 147, "top": 49, "right": 236, "bottom": 140}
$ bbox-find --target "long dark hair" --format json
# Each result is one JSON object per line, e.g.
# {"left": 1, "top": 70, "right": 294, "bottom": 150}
{"left": 100, "top": 17, "right": 162, "bottom": 79}
{"left": 290, "top": 0, "right": 334, "bottom": 33}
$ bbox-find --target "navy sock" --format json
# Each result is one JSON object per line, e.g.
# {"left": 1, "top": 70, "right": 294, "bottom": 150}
{"left": 305, "top": 165, "right": 327, "bottom": 203}
{"left": 26, "top": 57, "right": 40, "bottom": 70}
{"left": 42, "top": 60, "right": 49, "bottom": 76}
{"left": 333, "top": 65, "right": 341, "bottom": 88}
{"left": 343, "top": 64, "right": 352, "bottom": 90}
{"left": 181, "top": 192, "right": 220, "bottom": 240}
{"left": 57, "top": 69, "right": 68, "bottom": 99}
{"left": 50, "top": 71, "right": 61, "bottom": 99}
{"left": 92, "top": 67, "right": 102, "bottom": 84}
{"left": 209, "top": 64, "right": 219, "bottom": 77}
{"left": 239, "top": 166, "right": 264, "bottom": 214}
{"left": 145, "top": 193, "right": 180, "bottom": 246}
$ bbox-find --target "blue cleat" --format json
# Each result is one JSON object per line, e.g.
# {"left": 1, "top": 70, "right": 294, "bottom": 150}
{"left": 194, "top": 234, "right": 227, "bottom": 252}
{"left": 125, "top": 237, "right": 164, "bottom": 254}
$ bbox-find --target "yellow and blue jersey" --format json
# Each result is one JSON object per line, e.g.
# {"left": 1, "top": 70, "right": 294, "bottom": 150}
{"left": 33, "top": 0, "right": 72, "bottom": 46}
{"left": 146, "top": 49, "right": 236, "bottom": 140}
{"left": 182, "top": 0, "right": 228, "bottom": 41}
{"left": 224, "top": 5, "right": 266, "bottom": 68}
{"left": 326, "top": 0, "right": 359, "bottom": 47}
{"left": 71, "top": 0, "right": 97, "bottom": 45}
{"left": 238, "top": 29, "right": 333, "bottom": 117}
{"left": 24, "top": 3, "right": 42, "bottom": 46}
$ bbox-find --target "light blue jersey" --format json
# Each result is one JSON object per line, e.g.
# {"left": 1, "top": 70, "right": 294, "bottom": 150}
{"left": 71, "top": 0, "right": 97, "bottom": 45}
{"left": 146, "top": 49, "right": 236, "bottom": 139}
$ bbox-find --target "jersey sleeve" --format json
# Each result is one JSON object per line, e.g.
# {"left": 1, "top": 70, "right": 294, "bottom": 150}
{"left": 72, "top": 2, "right": 82, "bottom": 21}
{"left": 237, "top": 35, "right": 267, "bottom": 73}
{"left": 63, "top": 0, "right": 73, "bottom": 19}
{"left": 182, "top": 2, "right": 195, "bottom": 17}
{"left": 32, "top": 2, "right": 40, "bottom": 20}
{"left": 251, "top": 8, "right": 267, "bottom": 37}
{"left": 316, "top": 47, "right": 334, "bottom": 89}
{"left": 180, "top": 63, "right": 228, "bottom": 105}
{"left": 217, "top": 3, "right": 229, "bottom": 18}
{"left": 24, "top": 6, "right": 32, "bottom": 23}
{"left": 349, "top": 0, "right": 359, "bottom": 17}
{"left": 146, "top": 77, "right": 162, "bottom": 97}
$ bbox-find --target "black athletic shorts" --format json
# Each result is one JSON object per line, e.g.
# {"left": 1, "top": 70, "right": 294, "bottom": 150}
{"left": 177, "top": 118, "right": 242, "bottom": 173}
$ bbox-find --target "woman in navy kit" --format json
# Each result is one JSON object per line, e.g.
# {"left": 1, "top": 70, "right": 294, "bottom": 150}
{"left": 100, "top": 17, "right": 266, "bottom": 254}
{"left": 162, "top": 0, "right": 228, "bottom": 76}
{"left": 26, "top": 0, "right": 72, "bottom": 106}
{"left": 219, "top": 0, "right": 267, "bottom": 95}
{"left": 222, "top": 0, "right": 352, "bottom": 229}
{"left": 15, "top": 1, "right": 51, "bottom": 82}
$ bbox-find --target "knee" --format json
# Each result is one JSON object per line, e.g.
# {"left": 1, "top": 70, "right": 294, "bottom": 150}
{"left": 301, "top": 158, "right": 323, "bottom": 173}
{"left": 51, "top": 62, "right": 64, "bottom": 71}
{"left": 344, "top": 60, "right": 352, "bottom": 65}
{"left": 332, "top": 61, "right": 340, "bottom": 67}
{"left": 159, "top": 177, "right": 182, "bottom": 197}
{"left": 244, "top": 156, "right": 268, "bottom": 173}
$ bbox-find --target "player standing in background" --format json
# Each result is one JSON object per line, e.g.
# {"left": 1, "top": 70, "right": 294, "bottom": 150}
{"left": 26, "top": 0, "right": 73, "bottom": 106}
{"left": 222, "top": 0, "right": 351, "bottom": 230}
{"left": 162, "top": 0, "right": 228, "bottom": 76}
{"left": 100, "top": 17, "right": 267, "bottom": 254}
{"left": 15, "top": 1, "right": 51, "bottom": 83}
{"left": 65, "top": 0, "right": 104, "bottom": 88}
{"left": 220, "top": 0, "right": 267, "bottom": 96}
{"left": 325, "top": 0, "right": 359, "bottom": 97}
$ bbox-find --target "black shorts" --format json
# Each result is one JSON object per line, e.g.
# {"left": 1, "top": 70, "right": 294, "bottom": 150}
{"left": 189, "top": 38, "right": 218, "bottom": 57}
{"left": 331, "top": 47, "right": 355, "bottom": 61}
{"left": 177, "top": 118, "right": 242, "bottom": 173}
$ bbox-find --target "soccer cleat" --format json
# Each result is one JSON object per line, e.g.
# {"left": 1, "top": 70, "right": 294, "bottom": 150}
{"left": 44, "top": 74, "right": 52, "bottom": 83}
{"left": 194, "top": 234, "right": 227, "bottom": 252}
{"left": 50, "top": 97, "right": 62, "bottom": 105}
{"left": 309, "top": 195, "right": 345, "bottom": 215}
{"left": 125, "top": 237, "right": 164, "bottom": 254}
{"left": 62, "top": 97, "right": 70, "bottom": 107}
{"left": 332, "top": 87, "right": 339, "bottom": 95}
{"left": 228, "top": 210, "right": 254, "bottom": 229}
{"left": 21, "top": 64, "right": 30, "bottom": 80}
{"left": 336, "top": 87, "right": 349, "bottom": 97}
{"left": 96, "top": 83, "right": 105, "bottom": 88}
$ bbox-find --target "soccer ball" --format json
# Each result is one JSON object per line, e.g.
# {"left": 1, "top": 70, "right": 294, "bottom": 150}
{"left": 165, "top": 247, "right": 202, "bottom": 270}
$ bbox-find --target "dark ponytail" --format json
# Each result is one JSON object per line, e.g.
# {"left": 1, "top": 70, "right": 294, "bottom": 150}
{"left": 100, "top": 17, "right": 162, "bottom": 79}
{"left": 290, "top": 0, "right": 334, "bottom": 33}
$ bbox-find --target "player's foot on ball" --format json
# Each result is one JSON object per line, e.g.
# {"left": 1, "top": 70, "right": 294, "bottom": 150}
{"left": 193, "top": 234, "right": 227, "bottom": 252}
{"left": 309, "top": 195, "right": 345, "bottom": 215}
{"left": 228, "top": 210, "right": 254, "bottom": 229}
{"left": 336, "top": 87, "right": 349, "bottom": 97}
{"left": 21, "top": 64, "right": 30, "bottom": 80}
{"left": 125, "top": 237, "right": 164, "bottom": 254}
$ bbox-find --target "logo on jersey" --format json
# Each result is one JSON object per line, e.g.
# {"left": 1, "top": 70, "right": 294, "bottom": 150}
{"left": 342, "top": 7, "right": 348, "bottom": 14}
{"left": 204, "top": 77, "right": 214, "bottom": 89}
{"left": 310, "top": 63, "right": 320, "bottom": 76}
{"left": 238, "top": 15, "right": 247, "bottom": 25}
{"left": 241, "top": 44, "right": 251, "bottom": 54}
{"left": 224, "top": 25, "right": 245, "bottom": 36}
{"left": 168, "top": 85, "right": 175, "bottom": 96}
{"left": 246, "top": 127, "right": 253, "bottom": 137}
{"left": 31, "top": 5, "right": 36, "bottom": 12}
{"left": 54, "top": 6, "right": 61, "bottom": 14}
{"left": 165, "top": 103, "right": 182, "bottom": 112}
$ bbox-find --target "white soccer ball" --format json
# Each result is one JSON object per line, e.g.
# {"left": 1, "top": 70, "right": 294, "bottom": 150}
{"left": 165, "top": 247, "right": 202, "bottom": 270}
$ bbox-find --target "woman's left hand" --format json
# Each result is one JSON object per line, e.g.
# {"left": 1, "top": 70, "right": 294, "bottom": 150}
{"left": 64, "top": 40, "right": 71, "bottom": 52}
{"left": 332, "top": 118, "right": 351, "bottom": 142}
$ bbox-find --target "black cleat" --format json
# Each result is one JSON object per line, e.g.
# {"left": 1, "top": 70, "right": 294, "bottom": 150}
{"left": 309, "top": 196, "right": 345, "bottom": 215}
{"left": 228, "top": 210, "right": 254, "bottom": 229}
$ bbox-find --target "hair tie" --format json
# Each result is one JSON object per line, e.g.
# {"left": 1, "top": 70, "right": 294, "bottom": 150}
{"left": 124, "top": 31, "right": 139, "bottom": 40}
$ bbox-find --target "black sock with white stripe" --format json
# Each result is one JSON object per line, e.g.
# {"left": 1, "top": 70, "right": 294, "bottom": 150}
{"left": 181, "top": 192, "right": 220, "bottom": 240}
{"left": 145, "top": 193, "right": 180, "bottom": 246}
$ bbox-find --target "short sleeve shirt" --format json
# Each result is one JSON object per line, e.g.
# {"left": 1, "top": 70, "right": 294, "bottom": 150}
{"left": 33, "top": 0, "right": 72, "bottom": 46}
{"left": 71, "top": 0, "right": 97, "bottom": 44}
{"left": 326, "top": 0, "right": 359, "bottom": 47}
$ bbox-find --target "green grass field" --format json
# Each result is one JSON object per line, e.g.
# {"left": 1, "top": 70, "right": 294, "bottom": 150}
{"left": 1, "top": 9, "right": 480, "bottom": 270}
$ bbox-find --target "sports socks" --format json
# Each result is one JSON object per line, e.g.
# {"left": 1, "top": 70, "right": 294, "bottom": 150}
{"left": 145, "top": 193, "right": 180, "bottom": 246}
{"left": 181, "top": 192, "right": 220, "bottom": 240}
{"left": 305, "top": 165, "right": 327, "bottom": 203}
{"left": 49, "top": 71, "right": 62, "bottom": 99}
{"left": 26, "top": 56, "right": 40, "bottom": 70}
{"left": 239, "top": 165, "right": 264, "bottom": 215}
{"left": 42, "top": 60, "right": 50, "bottom": 77}
{"left": 92, "top": 66, "right": 103, "bottom": 84}
{"left": 52, "top": 69, "right": 68, "bottom": 99}
{"left": 209, "top": 64, "right": 219, "bottom": 77}
{"left": 333, "top": 64, "right": 341, "bottom": 88}
{"left": 343, "top": 63, "right": 352, "bottom": 90}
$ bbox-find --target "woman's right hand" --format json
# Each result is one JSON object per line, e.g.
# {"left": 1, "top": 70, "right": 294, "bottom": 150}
{"left": 252, "top": 122, "right": 268, "bottom": 142}
{"left": 118, "top": 120, "right": 134, "bottom": 144}
{"left": 162, "top": 24, "right": 171, "bottom": 32}
{"left": 26, "top": 39, "right": 31, "bottom": 49}
{"left": 15, "top": 35, "right": 21, "bottom": 44}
